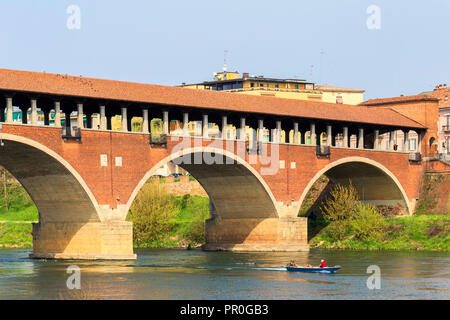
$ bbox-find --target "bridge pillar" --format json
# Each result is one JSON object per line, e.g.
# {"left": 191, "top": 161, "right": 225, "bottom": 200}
{"left": 389, "top": 131, "right": 395, "bottom": 150}
{"left": 221, "top": 115, "right": 227, "bottom": 139}
{"left": 202, "top": 114, "right": 208, "bottom": 138}
{"left": 121, "top": 107, "right": 128, "bottom": 132}
{"left": 76, "top": 102, "right": 84, "bottom": 129}
{"left": 30, "top": 221, "right": 136, "bottom": 260}
{"left": 5, "top": 96, "right": 13, "bottom": 123}
{"left": 374, "top": 129, "right": 380, "bottom": 150}
{"left": 258, "top": 119, "right": 264, "bottom": 143}
{"left": 403, "top": 130, "right": 409, "bottom": 152}
{"left": 326, "top": 125, "right": 332, "bottom": 146}
{"left": 358, "top": 128, "right": 364, "bottom": 149}
{"left": 202, "top": 216, "right": 309, "bottom": 252}
{"left": 30, "top": 98, "right": 38, "bottom": 125}
{"left": 310, "top": 123, "right": 316, "bottom": 145}
{"left": 54, "top": 101, "right": 62, "bottom": 128}
{"left": 142, "top": 108, "right": 149, "bottom": 134}
{"left": 293, "top": 122, "right": 299, "bottom": 144}
{"left": 343, "top": 126, "right": 349, "bottom": 147}
{"left": 163, "top": 110, "right": 169, "bottom": 134}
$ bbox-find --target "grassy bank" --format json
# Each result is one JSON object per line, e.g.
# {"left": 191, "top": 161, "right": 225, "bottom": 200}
{"left": 0, "top": 193, "right": 209, "bottom": 249}
{"left": 309, "top": 214, "right": 450, "bottom": 251}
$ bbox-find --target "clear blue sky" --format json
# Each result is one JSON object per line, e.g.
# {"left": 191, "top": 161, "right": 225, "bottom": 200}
{"left": 0, "top": 0, "right": 448, "bottom": 100}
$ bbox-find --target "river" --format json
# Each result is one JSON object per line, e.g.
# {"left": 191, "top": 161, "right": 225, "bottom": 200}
{"left": 0, "top": 248, "right": 448, "bottom": 300}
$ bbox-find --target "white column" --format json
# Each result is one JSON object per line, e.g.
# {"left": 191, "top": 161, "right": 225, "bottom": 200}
{"left": 310, "top": 123, "right": 316, "bottom": 145}
{"left": 389, "top": 131, "right": 395, "bottom": 151}
{"left": 202, "top": 114, "right": 208, "bottom": 138}
{"left": 77, "top": 103, "right": 84, "bottom": 129}
{"left": 6, "top": 97, "right": 13, "bottom": 123}
{"left": 163, "top": 110, "right": 169, "bottom": 135}
{"left": 99, "top": 105, "right": 106, "bottom": 130}
{"left": 239, "top": 117, "right": 246, "bottom": 141}
{"left": 403, "top": 130, "right": 409, "bottom": 152}
{"left": 374, "top": 129, "right": 380, "bottom": 150}
{"left": 142, "top": 109, "right": 149, "bottom": 133}
{"left": 221, "top": 115, "right": 227, "bottom": 139}
{"left": 276, "top": 120, "right": 282, "bottom": 143}
{"left": 343, "top": 126, "right": 349, "bottom": 148}
{"left": 54, "top": 101, "right": 61, "bottom": 128}
{"left": 327, "top": 125, "right": 332, "bottom": 146}
{"left": 358, "top": 128, "right": 364, "bottom": 149}
{"left": 293, "top": 122, "right": 299, "bottom": 144}
{"left": 258, "top": 119, "right": 264, "bottom": 143}
{"left": 183, "top": 112, "right": 189, "bottom": 136}
{"left": 121, "top": 107, "right": 128, "bottom": 132}
{"left": 31, "top": 98, "right": 38, "bottom": 125}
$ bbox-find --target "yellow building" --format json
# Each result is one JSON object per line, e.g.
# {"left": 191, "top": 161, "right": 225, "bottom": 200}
{"left": 181, "top": 72, "right": 364, "bottom": 105}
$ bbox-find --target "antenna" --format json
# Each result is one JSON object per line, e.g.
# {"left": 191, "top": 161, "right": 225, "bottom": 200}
{"left": 223, "top": 50, "right": 228, "bottom": 74}
{"left": 309, "top": 65, "right": 314, "bottom": 83}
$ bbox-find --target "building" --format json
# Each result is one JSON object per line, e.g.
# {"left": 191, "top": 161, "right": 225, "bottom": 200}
{"left": 181, "top": 71, "right": 364, "bottom": 105}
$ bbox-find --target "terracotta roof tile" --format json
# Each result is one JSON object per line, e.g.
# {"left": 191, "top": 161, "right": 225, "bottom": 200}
{"left": 0, "top": 68, "right": 424, "bottom": 129}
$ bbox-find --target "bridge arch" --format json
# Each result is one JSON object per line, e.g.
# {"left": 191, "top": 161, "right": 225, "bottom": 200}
{"left": 126, "top": 146, "right": 281, "bottom": 220}
{"left": 297, "top": 156, "right": 412, "bottom": 215}
{"left": 0, "top": 133, "right": 101, "bottom": 222}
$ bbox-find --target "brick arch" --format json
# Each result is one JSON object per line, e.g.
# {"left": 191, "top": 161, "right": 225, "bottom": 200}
{"left": 297, "top": 156, "right": 412, "bottom": 215}
{"left": 126, "top": 146, "right": 281, "bottom": 219}
{"left": 0, "top": 133, "right": 101, "bottom": 222}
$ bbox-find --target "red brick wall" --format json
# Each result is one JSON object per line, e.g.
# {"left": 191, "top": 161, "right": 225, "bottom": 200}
{"left": 2, "top": 124, "right": 425, "bottom": 211}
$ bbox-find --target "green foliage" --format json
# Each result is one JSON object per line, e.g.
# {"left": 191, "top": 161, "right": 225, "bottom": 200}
{"left": 349, "top": 204, "right": 388, "bottom": 241}
{"left": 0, "top": 222, "right": 33, "bottom": 248}
{"left": 127, "top": 182, "right": 178, "bottom": 247}
{"left": 319, "top": 182, "right": 360, "bottom": 240}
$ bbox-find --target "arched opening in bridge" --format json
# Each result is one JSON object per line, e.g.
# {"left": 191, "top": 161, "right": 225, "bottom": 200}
{"left": 126, "top": 149, "right": 281, "bottom": 250}
{"left": 0, "top": 134, "right": 102, "bottom": 258}
{"left": 298, "top": 158, "right": 411, "bottom": 218}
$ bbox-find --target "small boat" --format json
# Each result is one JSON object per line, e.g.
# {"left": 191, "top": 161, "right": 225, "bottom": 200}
{"left": 286, "top": 266, "right": 341, "bottom": 274}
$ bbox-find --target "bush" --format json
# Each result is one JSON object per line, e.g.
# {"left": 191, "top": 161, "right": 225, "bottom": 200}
{"left": 127, "top": 181, "right": 178, "bottom": 247}
{"left": 320, "top": 182, "right": 360, "bottom": 240}
{"left": 349, "top": 204, "right": 388, "bottom": 241}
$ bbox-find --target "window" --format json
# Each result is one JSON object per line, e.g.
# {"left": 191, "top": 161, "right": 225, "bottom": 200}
{"left": 275, "top": 84, "right": 279, "bottom": 88}
{"left": 295, "top": 84, "right": 299, "bottom": 89}
{"left": 260, "top": 83, "right": 264, "bottom": 87}
{"left": 250, "top": 82, "right": 255, "bottom": 88}
{"left": 409, "top": 139, "right": 417, "bottom": 151}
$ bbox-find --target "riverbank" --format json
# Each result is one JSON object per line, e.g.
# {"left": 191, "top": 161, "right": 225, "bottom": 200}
{"left": 0, "top": 195, "right": 209, "bottom": 249}
{"left": 309, "top": 214, "right": 449, "bottom": 251}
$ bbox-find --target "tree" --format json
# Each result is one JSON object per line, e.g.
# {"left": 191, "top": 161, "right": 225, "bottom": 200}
{"left": 127, "top": 181, "right": 178, "bottom": 247}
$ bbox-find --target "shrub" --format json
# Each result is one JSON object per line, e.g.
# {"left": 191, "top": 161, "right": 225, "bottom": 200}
{"left": 127, "top": 182, "right": 178, "bottom": 247}
{"left": 319, "top": 182, "right": 359, "bottom": 240}
{"left": 349, "top": 204, "right": 388, "bottom": 241}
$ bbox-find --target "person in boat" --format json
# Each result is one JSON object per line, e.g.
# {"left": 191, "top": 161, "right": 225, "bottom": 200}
{"left": 305, "top": 264, "right": 312, "bottom": 268}
{"left": 288, "top": 260, "right": 297, "bottom": 267}
{"left": 319, "top": 259, "right": 327, "bottom": 268}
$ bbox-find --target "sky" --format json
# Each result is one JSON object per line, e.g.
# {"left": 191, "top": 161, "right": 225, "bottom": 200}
{"left": 0, "top": 0, "right": 448, "bottom": 100}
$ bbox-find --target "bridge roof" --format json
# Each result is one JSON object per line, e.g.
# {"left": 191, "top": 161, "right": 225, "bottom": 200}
{"left": 0, "top": 68, "right": 425, "bottom": 129}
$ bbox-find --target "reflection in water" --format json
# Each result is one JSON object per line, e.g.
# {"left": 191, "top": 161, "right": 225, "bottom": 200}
{"left": 0, "top": 248, "right": 448, "bottom": 300}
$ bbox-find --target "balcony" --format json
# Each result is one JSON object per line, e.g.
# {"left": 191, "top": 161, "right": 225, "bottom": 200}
{"left": 62, "top": 127, "right": 81, "bottom": 142}
{"left": 408, "top": 152, "right": 422, "bottom": 162}
{"left": 150, "top": 133, "right": 167, "bottom": 148}
{"left": 316, "top": 145, "right": 331, "bottom": 158}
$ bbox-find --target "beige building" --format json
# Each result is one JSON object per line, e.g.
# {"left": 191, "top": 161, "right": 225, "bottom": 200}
{"left": 181, "top": 71, "right": 364, "bottom": 105}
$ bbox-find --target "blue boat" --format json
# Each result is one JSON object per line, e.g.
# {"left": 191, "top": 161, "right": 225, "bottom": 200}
{"left": 286, "top": 266, "right": 341, "bottom": 274}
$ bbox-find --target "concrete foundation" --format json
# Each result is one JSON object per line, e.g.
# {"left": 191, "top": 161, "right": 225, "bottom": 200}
{"left": 202, "top": 216, "right": 309, "bottom": 252}
{"left": 30, "top": 221, "right": 136, "bottom": 260}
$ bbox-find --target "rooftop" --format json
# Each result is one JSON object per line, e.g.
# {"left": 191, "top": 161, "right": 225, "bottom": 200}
{"left": 0, "top": 68, "right": 424, "bottom": 129}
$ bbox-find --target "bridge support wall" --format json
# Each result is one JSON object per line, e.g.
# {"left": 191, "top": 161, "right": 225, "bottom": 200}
{"left": 30, "top": 221, "right": 136, "bottom": 260}
{"left": 202, "top": 216, "right": 309, "bottom": 252}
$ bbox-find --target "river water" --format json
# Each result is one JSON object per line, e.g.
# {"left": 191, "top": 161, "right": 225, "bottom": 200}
{"left": 0, "top": 248, "right": 448, "bottom": 300}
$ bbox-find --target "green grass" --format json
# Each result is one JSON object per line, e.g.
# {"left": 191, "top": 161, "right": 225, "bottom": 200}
{"left": 0, "top": 222, "right": 33, "bottom": 248}
{"left": 310, "top": 214, "right": 450, "bottom": 251}
{"left": 0, "top": 205, "right": 38, "bottom": 222}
